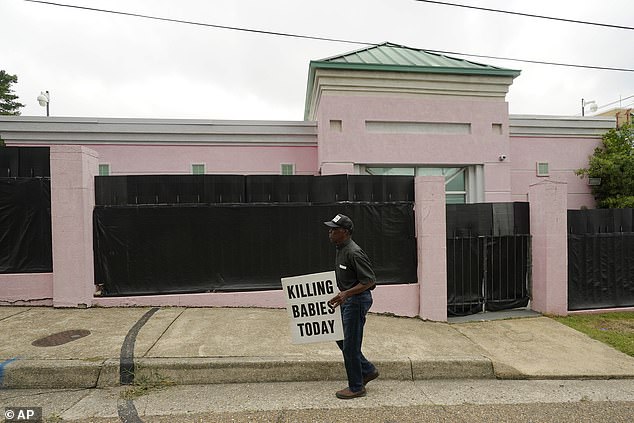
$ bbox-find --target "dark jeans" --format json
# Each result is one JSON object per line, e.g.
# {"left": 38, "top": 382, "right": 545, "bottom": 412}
{"left": 336, "top": 290, "right": 376, "bottom": 392}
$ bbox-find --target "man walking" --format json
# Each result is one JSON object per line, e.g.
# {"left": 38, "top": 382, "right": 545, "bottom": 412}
{"left": 325, "top": 213, "right": 379, "bottom": 399}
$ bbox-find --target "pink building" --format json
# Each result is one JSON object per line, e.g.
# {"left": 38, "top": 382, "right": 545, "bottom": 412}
{"left": 0, "top": 43, "right": 618, "bottom": 319}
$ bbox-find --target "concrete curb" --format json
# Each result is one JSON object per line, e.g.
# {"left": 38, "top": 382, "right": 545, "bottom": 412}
{"left": 3, "top": 356, "right": 496, "bottom": 389}
{"left": 1, "top": 359, "right": 103, "bottom": 389}
{"left": 488, "top": 360, "right": 634, "bottom": 381}
{"left": 5, "top": 356, "right": 634, "bottom": 390}
{"left": 413, "top": 357, "right": 494, "bottom": 380}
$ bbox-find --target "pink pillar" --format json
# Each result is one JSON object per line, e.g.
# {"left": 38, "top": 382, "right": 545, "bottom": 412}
{"left": 529, "top": 180, "right": 568, "bottom": 315}
{"left": 415, "top": 176, "right": 447, "bottom": 321}
{"left": 50, "top": 146, "right": 98, "bottom": 307}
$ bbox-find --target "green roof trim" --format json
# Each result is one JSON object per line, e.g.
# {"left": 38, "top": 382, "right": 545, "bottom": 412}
{"left": 310, "top": 60, "right": 520, "bottom": 77}
{"left": 304, "top": 42, "right": 521, "bottom": 118}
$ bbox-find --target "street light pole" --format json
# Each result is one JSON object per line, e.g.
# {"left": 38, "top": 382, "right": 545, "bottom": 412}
{"left": 581, "top": 98, "right": 597, "bottom": 116}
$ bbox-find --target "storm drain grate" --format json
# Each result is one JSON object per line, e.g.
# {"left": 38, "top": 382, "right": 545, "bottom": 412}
{"left": 31, "top": 329, "right": 91, "bottom": 347}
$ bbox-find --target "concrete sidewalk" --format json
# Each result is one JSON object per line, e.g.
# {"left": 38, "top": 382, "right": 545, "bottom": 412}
{"left": 1, "top": 307, "right": 633, "bottom": 389}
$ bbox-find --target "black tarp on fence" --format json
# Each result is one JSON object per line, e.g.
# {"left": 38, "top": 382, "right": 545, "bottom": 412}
{"left": 94, "top": 202, "right": 417, "bottom": 296}
{"left": 0, "top": 177, "right": 52, "bottom": 273}
{"left": 568, "top": 208, "right": 634, "bottom": 310}
{"left": 446, "top": 203, "right": 531, "bottom": 316}
{"left": 0, "top": 147, "right": 50, "bottom": 177}
{"left": 95, "top": 174, "right": 415, "bottom": 206}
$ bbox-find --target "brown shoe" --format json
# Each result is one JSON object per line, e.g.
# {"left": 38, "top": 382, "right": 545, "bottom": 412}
{"left": 363, "top": 370, "right": 379, "bottom": 385}
{"left": 335, "top": 387, "right": 366, "bottom": 399}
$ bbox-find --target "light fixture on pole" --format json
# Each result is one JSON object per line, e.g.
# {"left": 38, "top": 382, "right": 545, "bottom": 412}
{"left": 581, "top": 98, "right": 597, "bottom": 116}
{"left": 37, "top": 91, "right": 50, "bottom": 116}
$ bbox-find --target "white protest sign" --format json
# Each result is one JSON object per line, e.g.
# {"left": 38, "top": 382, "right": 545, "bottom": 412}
{"left": 281, "top": 271, "right": 344, "bottom": 344}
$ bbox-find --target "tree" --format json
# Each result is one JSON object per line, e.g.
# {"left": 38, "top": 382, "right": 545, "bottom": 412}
{"left": 0, "top": 70, "right": 25, "bottom": 116}
{"left": 576, "top": 124, "right": 634, "bottom": 208}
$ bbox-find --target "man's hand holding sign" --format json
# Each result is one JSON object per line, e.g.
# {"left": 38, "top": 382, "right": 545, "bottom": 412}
{"left": 328, "top": 279, "right": 376, "bottom": 309}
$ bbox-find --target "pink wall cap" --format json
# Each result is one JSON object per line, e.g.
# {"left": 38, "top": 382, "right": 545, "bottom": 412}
{"left": 529, "top": 179, "right": 567, "bottom": 188}
{"left": 50, "top": 145, "right": 99, "bottom": 159}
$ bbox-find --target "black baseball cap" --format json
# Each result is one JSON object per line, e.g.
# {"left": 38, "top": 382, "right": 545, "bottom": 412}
{"left": 324, "top": 214, "right": 354, "bottom": 232}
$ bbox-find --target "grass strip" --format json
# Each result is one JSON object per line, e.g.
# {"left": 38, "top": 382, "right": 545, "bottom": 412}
{"left": 553, "top": 312, "right": 634, "bottom": 357}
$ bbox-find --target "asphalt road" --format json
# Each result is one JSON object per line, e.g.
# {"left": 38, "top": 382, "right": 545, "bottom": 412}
{"left": 2, "top": 379, "right": 634, "bottom": 422}
{"left": 52, "top": 401, "right": 634, "bottom": 423}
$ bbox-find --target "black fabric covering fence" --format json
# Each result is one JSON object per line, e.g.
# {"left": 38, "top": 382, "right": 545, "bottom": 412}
{"left": 568, "top": 208, "right": 633, "bottom": 234}
{"left": 446, "top": 202, "right": 530, "bottom": 237}
{"left": 0, "top": 147, "right": 50, "bottom": 177}
{"left": 0, "top": 178, "right": 52, "bottom": 273}
{"left": 94, "top": 202, "right": 416, "bottom": 296}
{"left": 95, "top": 174, "right": 414, "bottom": 206}
{"left": 568, "top": 209, "right": 634, "bottom": 310}
{"left": 446, "top": 203, "right": 530, "bottom": 316}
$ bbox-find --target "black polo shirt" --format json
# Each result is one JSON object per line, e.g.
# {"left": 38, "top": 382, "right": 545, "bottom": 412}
{"left": 334, "top": 238, "right": 376, "bottom": 291}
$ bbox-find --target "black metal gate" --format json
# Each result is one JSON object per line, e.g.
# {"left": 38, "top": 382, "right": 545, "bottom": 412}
{"left": 568, "top": 208, "right": 634, "bottom": 310}
{"left": 446, "top": 203, "right": 531, "bottom": 316}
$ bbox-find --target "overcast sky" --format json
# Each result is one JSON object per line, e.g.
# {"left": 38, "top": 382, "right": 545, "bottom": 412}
{"left": 2, "top": 0, "right": 633, "bottom": 120}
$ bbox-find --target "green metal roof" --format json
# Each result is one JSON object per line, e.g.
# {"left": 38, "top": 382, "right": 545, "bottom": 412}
{"left": 313, "top": 42, "right": 521, "bottom": 76}
{"left": 304, "top": 42, "right": 521, "bottom": 118}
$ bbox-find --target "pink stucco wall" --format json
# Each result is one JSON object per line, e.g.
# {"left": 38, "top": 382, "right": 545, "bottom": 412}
{"left": 529, "top": 180, "right": 568, "bottom": 315}
{"left": 316, "top": 94, "right": 513, "bottom": 201}
{"left": 93, "top": 144, "right": 318, "bottom": 176}
{"left": 50, "top": 146, "right": 98, "bottom": 307}
{"left": 416, "top": 177, "right": 448, "bottom": 321}
{"left": 0, "top": 273, "right": 53, "bottom": 306}
{"left": 372, "top": 284, "right": 420, "bottom": 317}
{"left": 510, "top": 136, "right": 601, "bottom": 209}
{"left": 317, "top": 95, "right": 510, "bottom": 164}
{"left": 94, "top": 290, "right": 287, "bottom": 308}
{"left": 92, "top": 283, "right": 422, "bottom": 317}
